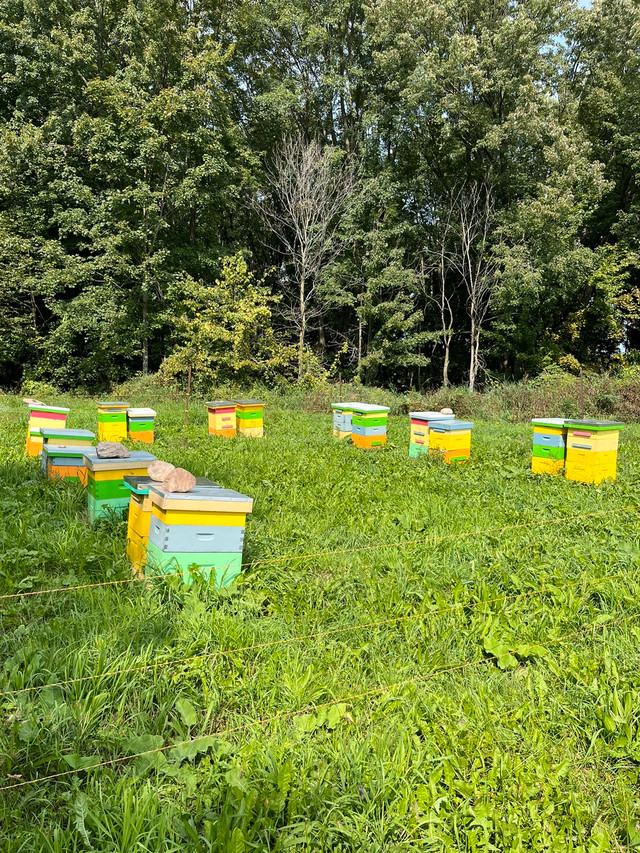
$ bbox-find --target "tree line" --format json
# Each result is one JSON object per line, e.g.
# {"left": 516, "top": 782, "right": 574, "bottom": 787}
{"left": 1, "top": 0, "right": 639, "bottom": 392}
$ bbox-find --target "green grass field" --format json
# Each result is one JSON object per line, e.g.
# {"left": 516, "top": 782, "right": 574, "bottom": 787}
{"left": 2, "top": 394, "right": 640, "bottom": 851}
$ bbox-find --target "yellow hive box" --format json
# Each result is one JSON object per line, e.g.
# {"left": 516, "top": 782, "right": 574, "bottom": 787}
{"left": 533, "top": 425, "right": 566, "bottom": 437}
{"left": 566, "top": 433, "right": 620, "bottom": 453}
{"left": 531, "top": 456, "right": 564, "bottom": 476}
{"left": 151, "top": 506, "right": 246, "bottom": 527}
{"left": 92, "top": 466, "right": 150, "bottom": 481}
{"left": 428, "top": 431, "right": 471, "bottom": 452}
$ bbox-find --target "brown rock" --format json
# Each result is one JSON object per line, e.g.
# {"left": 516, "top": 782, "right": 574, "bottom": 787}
{"left": 96, "top": 441, "right": 130, "bottom": 458}
{"left": 147, "top": 460, "right": 175, "bottom": 482}
{"left": 161, "top": 467, "right": 197, "bottom": 493}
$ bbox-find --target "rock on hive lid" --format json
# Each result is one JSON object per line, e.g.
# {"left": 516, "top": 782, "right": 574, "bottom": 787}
{"left": 124, "top": 475, "right": 219, "bottom": 494}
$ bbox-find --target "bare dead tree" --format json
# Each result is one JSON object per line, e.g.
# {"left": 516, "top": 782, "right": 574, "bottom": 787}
{"left": 258, "top": 136, "right": 355, "bottom": 380}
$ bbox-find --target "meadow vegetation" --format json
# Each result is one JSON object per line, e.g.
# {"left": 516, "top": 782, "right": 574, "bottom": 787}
{"left": 2, "top": 389, "right": 640, "bottom": 850}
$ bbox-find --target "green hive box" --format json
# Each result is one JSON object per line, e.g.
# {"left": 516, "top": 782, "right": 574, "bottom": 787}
{"left": 145, "top": 541, "right": 242, "bottom": 586}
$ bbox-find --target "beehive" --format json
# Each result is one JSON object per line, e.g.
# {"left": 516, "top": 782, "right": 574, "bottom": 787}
{"left": 83, "top": 449, "right": 156, "bottom": 522}
{"left": 531, "top": 418, "right": 567, "bottom": 476}
{"left": 42, "top": 445, "right": 92, "bottom": 485}
{"left": 428, "top": 420, "right": 473, "bottom": 463}
{"left": 144, "top": 483, "right": 253, "bottom": 586}
{"left": 124, "top": 475, "right": 220, "bottom": 575}
{"left": 96, "top": 401, "right": 130, "bottom": 442}
{"left": 25, "top": 404, "right": 70, "bottom": 456}
{"left": 127, "top": 408, "right": 156, "bottom": 443}
{"left": 564, "top": 420, "right": 623, "bottom": 484}
{"left": 204, "top": 401, "right": 236, "bottom": 438}
{"left": 39, "top": 428, "right": 95, "bottom": 477}
{"left": 350, "top": 404, "right": 391, "bottom": 449}
{"left": 408, "top": 411, "right": 455, "bottom": 458}
{"left": 235, "top": 399, "right": 264, "bottom": 438}
{"left": 331, "top": 403, "right": 355, "bottom": 439}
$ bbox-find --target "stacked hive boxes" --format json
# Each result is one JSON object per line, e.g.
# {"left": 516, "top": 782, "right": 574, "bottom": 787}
{"left": 205, "top": 401, "right": 237, "bottom": 438}
{"left": 531, "top": 418, "right": 567, "bottom": 476}
{"left": 565, "top": 420, "right": 623, "bottom": 484}
{"left": 25, "top": 404, "right": 70, "bottom": 457}
{"left": 236, "top": 400, "right": 264, "bottom": 438}
{"left": 145, "top": 483, "right": 253, "bottom": 586}
{"left": 350, "top": 404, "right": 390, "bottom": 448}
{"left": 124, "top": 475, "right": 220, "bottom": 575}
{"left": 331, "top": 403, "right": 354, "bottom": 439}
{"left": 83, "top": 449, "right": 156, "bottom": 522}
{"left": 96, "top": 401, "right": 130, "bottom": 442}
{"left": 40, "top": 429, "right": 95, "bottom": 484}
{"left": 428, "top": 420, "right": 474, "bottom": 463}
{"left": 127, "top": 408, "right": 156, "bottom": 443}
{"left": 408, "top": 411, "right": 455, "bottom": 458}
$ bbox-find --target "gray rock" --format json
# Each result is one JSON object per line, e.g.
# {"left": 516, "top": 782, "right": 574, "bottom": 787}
{"left": 148, "top": 460, "right": 175, "bottom": 482}
{"left": 161, "top": 467, "right": 197, "bottom": 493}
{"left": 96, "top": 441, "right": 130, "bottom": 459}
{"left": 440, "top": 407, "right": 454, "bottom": 415}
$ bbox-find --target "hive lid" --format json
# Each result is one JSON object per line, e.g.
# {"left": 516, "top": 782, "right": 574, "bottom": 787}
{"left": 148, "top": 483, "right": 253, "bottom": 512}
{"left": 564, "top": 419, "right": 624, "bottom": 430}
{"left": 127, "top": 408, "right": 157, "bottom": 417}
{"left": 531, "top": 418, "right": 566, "bottom": 427}
{"left": 97, "top": 401, "right": 130, "bottom": 408}
{"left": 42, "top": 444, "right": 89, "bottom": 458}
{"left": 40, "top": 428, "right": 95, "bottom": 439}
{"left": 124, "top": 475, "right": 219, "bottom": 494}
{"left": 205, "top": 400, "right": 236, "bottom": 409}
{"left": 331, "top": 402, "right": 357, "bottom": 410}
{"left": 28, "top": 404, "right": 70, "bottom": 414}
{"left": 430, "top": 420, "right": 474, "bottom": 431}
{"left": 409, "top": 411, "right": 455, "bottom": 421}
{"left": 83, "top": 449, "right": 156, "bottom": 471}
{"left": 235, "top": 399, "right": 264, "bottom": 406}
{"left": 349, "top": 403, "right": 391, "bottom": 414}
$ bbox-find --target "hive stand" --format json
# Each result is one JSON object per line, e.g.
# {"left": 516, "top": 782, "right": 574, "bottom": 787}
{"left": 531, "top": 418, "right": 567, "bottom": 475}
{"left": 204, "top": 401, "right": 237, "bottom": 437}
{"left": 235, "top": 400, "right": 264, "bottom": 438}
{"left": 83, "top": 449, "right": 156, "bottom": 522}
{"left": 408, "top": 411, "right": 455, "bottom": 458}
{"left": 96, "top": 401, "right": 130, "bottom": 442}
{"left": 145, "top": 483, "right": 254, "bottom": 586}
{"left": 127, "top": 408, "right": 157, "bottom": 443}
{"left": 564, "top": 420, "right": 623, "bottom": 484}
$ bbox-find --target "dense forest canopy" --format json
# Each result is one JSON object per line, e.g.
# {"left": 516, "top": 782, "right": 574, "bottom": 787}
{"left": 0, "top": 0, "right": 639, "bottom": 391}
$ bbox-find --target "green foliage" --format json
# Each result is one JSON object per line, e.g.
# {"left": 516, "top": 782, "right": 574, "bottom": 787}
{"left": 2, "top": 393, "right": 640, "bottom": 849}
{"left": 160, "top": 254, "right": 296, "bottom": 387}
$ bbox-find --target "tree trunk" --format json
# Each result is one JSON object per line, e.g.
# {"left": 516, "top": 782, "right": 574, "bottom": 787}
{"left": 142, "top": 290, "right": 149, "bottom": 376}
{"left": 443, "top": 337, "right": 451, "bottom": 388}
{"left": 297, "top": 275, "right": 306, "bottom": 381}
{"left": 469, "top": 313, "right": 476, "bottom": 392}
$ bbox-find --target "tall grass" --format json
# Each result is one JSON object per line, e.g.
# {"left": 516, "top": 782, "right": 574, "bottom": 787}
{"left": 1, "top": 393, "right": 640, "bottom": 850}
